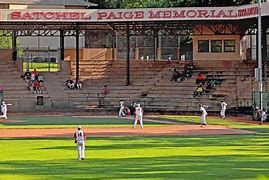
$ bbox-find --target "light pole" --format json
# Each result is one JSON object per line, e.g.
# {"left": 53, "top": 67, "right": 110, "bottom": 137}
{"left": 257, "top": 0, "right": 263, "bottom": 109}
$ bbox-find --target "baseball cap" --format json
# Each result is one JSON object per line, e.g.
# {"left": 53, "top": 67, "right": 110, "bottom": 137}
{"left": 77, "top": 125, "right": 81, "bottom": 129}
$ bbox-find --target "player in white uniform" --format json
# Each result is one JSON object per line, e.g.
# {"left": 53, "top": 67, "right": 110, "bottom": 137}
{"left": 133, "top": 104, "right": 144, "bottom": 129}
{"left": 199, "top": 104, "right": 207, "bottom": 126}
{"left": 0, "top": 101, "right": 11, "bottom": 119}
{"left": 73, "top": 125, "right": 86, "bottom": 160}
{"left": 118, "top": 100, "right": 125, "bottom": 117}
{"left": 220, "top": 100, "right": 228, "bottom": 119}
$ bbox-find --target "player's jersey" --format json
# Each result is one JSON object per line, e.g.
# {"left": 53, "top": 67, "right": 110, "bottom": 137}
{"left": 200, "top": 106, "right": 207, "bottom": 115}
{"left": 135, "top": 107, "right": 143, "bottom": 116}
{"left": 1, "top": 104, "right": 6, "bottom": 111}
{"left": 221, "top": 102, "right": 227, "bottom": 109}
{"left": 120, "top": 101, "right": 124, "bottom": 108}
{"left": 74, "top": 130, "right": 85, "bottom": 142}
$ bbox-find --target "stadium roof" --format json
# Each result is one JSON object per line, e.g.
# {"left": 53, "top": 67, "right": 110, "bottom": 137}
{"left": 0, "top": 0, "right": 98, "bottom": 6}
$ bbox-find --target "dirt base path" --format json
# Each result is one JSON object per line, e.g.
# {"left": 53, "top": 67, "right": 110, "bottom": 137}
{"left": 0, "top": 125, "right": 255, "bottom": 138}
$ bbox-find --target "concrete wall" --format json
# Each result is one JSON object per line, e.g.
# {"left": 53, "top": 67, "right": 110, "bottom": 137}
{"left": 193, "top": 25, "right": 241, "bottom": 61}
{"left": 0, "top": 49, "right": 12, "bottom": 61}
{"left": 64, "top": 48, "right": 113, "bottom": 61}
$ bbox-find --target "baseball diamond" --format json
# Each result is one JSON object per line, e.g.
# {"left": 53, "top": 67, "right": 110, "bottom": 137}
{"left": 1, "top": 0, "right": 269, "bottom": 179}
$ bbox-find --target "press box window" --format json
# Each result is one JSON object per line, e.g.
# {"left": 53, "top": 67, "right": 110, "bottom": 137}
{"left": 198, "top": 40, "right": 209, "bottom": 52}
{"left": 224, "top": 40, "right": 235, "bottom": 52}
{"left": 211, "top": 40, "right": 222, "bottom": 52}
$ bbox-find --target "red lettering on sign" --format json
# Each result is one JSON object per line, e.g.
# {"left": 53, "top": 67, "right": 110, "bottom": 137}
{"left": 134, "top": 11, "right": 144, "bottom": 19}
{"left": 97, "top": 12, "right": 108, "bottom": 20}
{"left": 148, "top": 11, "right": 161, "bottom": 18}
{"left": 10, "top": 12, "right": 21, "bottom": 19}
{"left": 197, "top": 10, "right": 209, "bottom": 18}
{"left": 173, "top": 10, "right": 186, "bottom": 18}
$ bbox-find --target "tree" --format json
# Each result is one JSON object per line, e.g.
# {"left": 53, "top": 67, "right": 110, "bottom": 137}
{"left": 0, "top": 32, "right": 12, "bottom": 49}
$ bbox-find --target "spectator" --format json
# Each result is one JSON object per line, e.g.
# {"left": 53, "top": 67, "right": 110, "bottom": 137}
{"left": 196, "top": 73, "right": 206, "bottom": 85}
{"left": 193, "top": 83, "right": 204, "bottom": 97}
{"left": 66, "top": 77, "right": 75, "bottom": 89}
{"left": 23, "top": 69, "right": 31, "bottom": 81}
{"left": 103, "top": 85, "right": 109, "bottom": 96}
{"left": 170, "top": 68, "right": 181, "bottom": 82}
{"left": 32, "top": 69, "right": 39, "bottom": 80}
{"left": 38, "top": 73, "right": 44, "bottom": 83}
{"left": 76, "top": 79, "right": 83, "bottom": 89}
{"left": 33, "top": 80, "right": 41, "bottom": 93}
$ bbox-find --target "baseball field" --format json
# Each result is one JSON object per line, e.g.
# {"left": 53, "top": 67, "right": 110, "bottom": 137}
{"left": 0, "top": 115, "right": 269, "bottom": 180}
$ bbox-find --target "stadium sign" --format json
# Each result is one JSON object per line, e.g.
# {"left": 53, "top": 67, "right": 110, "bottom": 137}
{"left": 0, "top": 2, "right": 268, "bottom": 22}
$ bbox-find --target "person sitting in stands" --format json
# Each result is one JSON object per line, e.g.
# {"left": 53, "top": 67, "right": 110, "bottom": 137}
{"left": 171, "top": 68, "right": 181, "bottom": 82}
{"left": 66, "top": 77, "right": 75, "bottom": 89}
{"left": 103, "top": 85, "right": 109, "bottom": 96}
{"left": 38, "top": 73, "right": 44, "bottom": 83}
{"left": 23, "top": 69, "right": 31, "bottom": 81}
{"left": 33, "top": 80, "right": 41, "bottom": 93}
{"left": 196, "top": 73, "right": 206, "bottom": 85}
{"left": 193, "top": 83, "right": 204, "bottom": 97}
{"left": 76, "top": 79, "right": 83, "bottom": 89}
{"left": 32, "top": 69, "right": 39, "bottom": 80}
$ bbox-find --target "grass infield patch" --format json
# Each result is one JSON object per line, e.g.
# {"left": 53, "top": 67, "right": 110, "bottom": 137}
{"left": 1, "top": 116, "right": 164, "bottom": 129}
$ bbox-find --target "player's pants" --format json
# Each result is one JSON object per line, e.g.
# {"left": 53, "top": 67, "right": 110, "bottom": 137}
{"left": 119, "top": 107, "right": 125, "bottom": 117}
{"left": 133, "top": 114, "right": 143, "bottom": 129}
{"left": 0, "top": 110, "right": 7, "bottom": 119}
{"left": 220, "top": 108, "right": 226, "bottom": 118}
{"left": 77, "top": 141, "right": 85, "bottom": 160}
{"left": 201, "top": 114, "right": 207, "bottom": 125}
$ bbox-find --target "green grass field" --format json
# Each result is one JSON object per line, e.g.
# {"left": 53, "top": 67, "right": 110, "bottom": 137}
{"left": 0, "top": 115, "right": 269, "bottom": 179}
{"left": 23, "top": 62, "right": 60, "bottom": 72}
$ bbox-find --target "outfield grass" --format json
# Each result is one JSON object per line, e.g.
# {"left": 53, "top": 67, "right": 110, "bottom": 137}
{"left": 0, "top": 134, "right": 269, "bottom": 179}
{"left": 1, "top": 115, "right": 269, "bottom": 179}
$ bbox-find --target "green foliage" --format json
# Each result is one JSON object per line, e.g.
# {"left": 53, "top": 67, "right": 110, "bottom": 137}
{"left": 0, "top": 32, "right": 12, "bottom": 49}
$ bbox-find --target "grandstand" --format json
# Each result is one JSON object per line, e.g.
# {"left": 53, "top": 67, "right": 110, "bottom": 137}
{"left": 1, "top": 1, "right": 269, "bottom": 114}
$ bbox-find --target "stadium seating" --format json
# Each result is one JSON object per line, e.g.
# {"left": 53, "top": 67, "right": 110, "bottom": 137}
{"left": 0, "top": 59, "right": 50, "bottom": 112}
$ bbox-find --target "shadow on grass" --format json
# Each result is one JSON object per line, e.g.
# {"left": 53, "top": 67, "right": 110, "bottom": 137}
{"left": 0, "top": 155, "right": 269, "bottom": 179}
{"left": 1, "top": 135, "right": 269, "bottom": 179}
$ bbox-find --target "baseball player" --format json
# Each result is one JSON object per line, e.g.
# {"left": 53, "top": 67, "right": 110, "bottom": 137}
{"left": 133, "top": 104, "right": 144, "bottom": 129}
{"left": 220, "top": 100, "right": 228, "bottom": 119}
{"left": 118, "top": 100, "right": 125, "bottom": 117}
{"left": 0, "top": 101, "right": 11, "bottom": 119}
{"left": 199, "top": 104, "right": 208, "bottom": 126}
{"left": 73, "top": 125, "right": 86, "bottom": 160}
